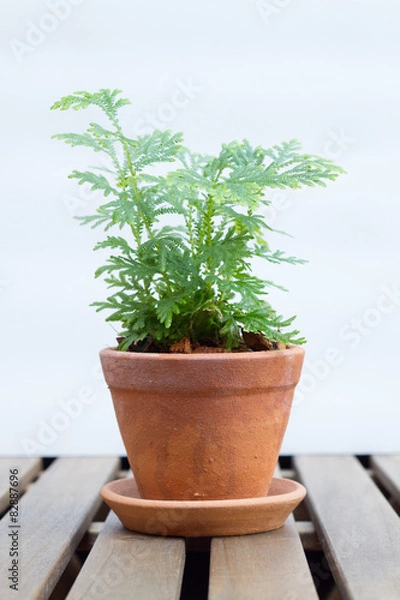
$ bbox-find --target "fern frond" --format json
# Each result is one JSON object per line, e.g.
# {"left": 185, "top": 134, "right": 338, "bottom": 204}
{"left": 50, "top": 89, "right": 130, "bottom": 121}
{"left": 69, "top": 170, "right": 118, "bottom": 197}
{"left": 52, "top": 89, "right": 345, "bottom": 349}
{"left": 125, "top": 130, "right": 183, "bottom": 171}
{"left": 51, "top": 132, "right": 112, "bottom": 154}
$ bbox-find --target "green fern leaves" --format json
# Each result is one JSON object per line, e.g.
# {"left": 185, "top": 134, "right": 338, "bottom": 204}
{"left": 51, "top": 89, "right": 345, "bottom": 351}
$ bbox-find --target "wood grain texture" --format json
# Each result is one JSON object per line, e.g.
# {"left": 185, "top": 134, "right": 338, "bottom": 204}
{"left": 294, "top": 456, "right": 400, "bottom": 600}
{"left": 0, "top": 457, "right": 119, "bottom": 600}
{"left": 371, "top": 455, "right": 400, "bottom": 505}
{"left": 0, "top": 457, "right": 42, "bottom": 513}
{"left": 67, "top": 510, "right": 186, "bottom": 600}
{"left": 209, "top": 466, "right": 317, "bottom": 600}
{"left": 209, "top": 515, "right": 318, "bottom": 600}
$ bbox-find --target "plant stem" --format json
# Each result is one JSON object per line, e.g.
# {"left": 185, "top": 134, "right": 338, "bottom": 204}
{"left": 110, "top": 117, "right": 153, "bottom": 240}
{"left": 110, "top": 118, "right": 175, "bottom": 296}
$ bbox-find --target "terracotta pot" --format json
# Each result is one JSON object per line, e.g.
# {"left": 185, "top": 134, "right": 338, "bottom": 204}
{"left": 100, "top": 346, "right": 304, "bottom": 501}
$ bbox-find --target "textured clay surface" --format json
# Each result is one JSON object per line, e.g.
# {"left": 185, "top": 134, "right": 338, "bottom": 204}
{"left": 100, "top": 347, "right": 305, "bottom": 501}
{"left": 101, "top": 476, "right": 307, "bottom": 536}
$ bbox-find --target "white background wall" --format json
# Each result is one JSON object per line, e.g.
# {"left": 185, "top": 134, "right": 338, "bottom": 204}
{"left": 1, "top": 0, "right": 399, "bottom": 456}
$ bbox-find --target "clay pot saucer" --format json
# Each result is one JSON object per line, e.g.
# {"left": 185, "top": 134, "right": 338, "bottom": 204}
{"left": 101, "top": 477, "right": 306, "bottom": 537}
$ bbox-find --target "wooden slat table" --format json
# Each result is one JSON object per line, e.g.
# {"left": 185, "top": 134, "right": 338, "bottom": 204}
{"left": 0, "top": 456, "right": 399, "bottom": 600}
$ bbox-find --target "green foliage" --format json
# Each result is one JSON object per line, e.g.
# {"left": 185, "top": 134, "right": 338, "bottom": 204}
{"left": 51, "top": 89, "right": 345, "bottom": 351}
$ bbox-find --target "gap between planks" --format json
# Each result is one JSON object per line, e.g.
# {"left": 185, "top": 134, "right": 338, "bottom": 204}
{"left": 294, "top": 455, "right": 400, "bottom": 600}
{"left": 0, "top": 457, "right": 120, "bottom": 600}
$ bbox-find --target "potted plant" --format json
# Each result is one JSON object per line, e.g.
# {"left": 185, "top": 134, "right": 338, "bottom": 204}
{"left": 51, "top": 89, "right": 343, "bottom": 524}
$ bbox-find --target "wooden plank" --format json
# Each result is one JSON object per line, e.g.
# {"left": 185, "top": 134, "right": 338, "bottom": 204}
{"left": 0, "top": 458, "right": 42, "bottom": 513}
{"left": 209, "top": 467, "right": 317, "bottom": 600}
{"left": 67, "top": 510, "right": 186, "bottom": 600}
{"left": 371, "top": 455, "right": 400, "bottom": 505}
{"left": 0, "top": 457, "right": 120, "bottom": 600}
{"left": 209, "top": 516, "right": 318, "bottom": 600}
{"left": 294, "top": 456, "right": 400, "bottom": 600}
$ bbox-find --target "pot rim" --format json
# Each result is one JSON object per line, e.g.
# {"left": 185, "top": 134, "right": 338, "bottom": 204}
{"left": 100, "top": 345, "right": 305, "bottom": 361}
